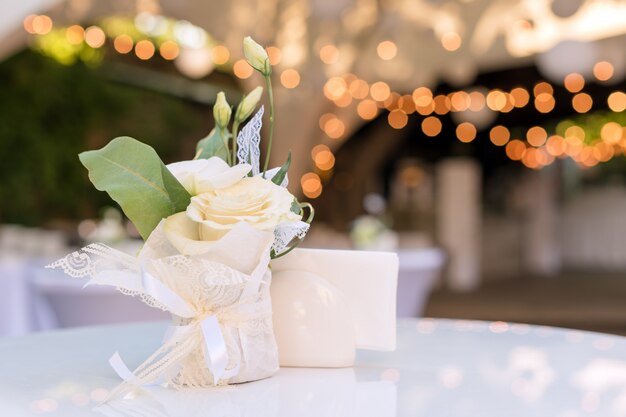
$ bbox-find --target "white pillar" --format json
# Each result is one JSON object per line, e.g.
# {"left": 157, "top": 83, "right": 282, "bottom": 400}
{"left": 436, "top": 158, "right": 482, "bottom": 291}
{"left": 517, "top": 170, "right": 561, "bottom": 276}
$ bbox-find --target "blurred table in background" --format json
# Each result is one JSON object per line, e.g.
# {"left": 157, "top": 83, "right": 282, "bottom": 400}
{"left": 0, "top": 225, "right": 445, "bottom": 337}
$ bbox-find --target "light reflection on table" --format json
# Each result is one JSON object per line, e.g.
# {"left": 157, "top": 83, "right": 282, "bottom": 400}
{"left": 1, "top": 318, "right": 625, "bottom": 417}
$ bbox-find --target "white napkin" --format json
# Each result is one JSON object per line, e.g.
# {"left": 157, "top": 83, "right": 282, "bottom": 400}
{"left": 271, "top": 248, "right": 398, "bottom": 351}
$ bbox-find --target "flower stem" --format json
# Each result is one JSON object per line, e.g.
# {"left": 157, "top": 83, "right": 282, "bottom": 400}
{"left": 220, "top": 127, "right": 231, "bottom": 165}
{"left": 262, "top": 75, "right": 274, "bottom": 176}
{"left": 232, "top": 121, "right": 240, "bottom": 165}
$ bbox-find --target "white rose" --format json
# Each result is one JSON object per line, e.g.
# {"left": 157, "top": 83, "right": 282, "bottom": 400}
{"left": 187, "top": 176, "right": 300, "bottom": 241}
{"left": 163, "top": 176, "right": 301, "bottom": 254}
{"left": 167, "top": 157, "right": 251, "bottom": 195}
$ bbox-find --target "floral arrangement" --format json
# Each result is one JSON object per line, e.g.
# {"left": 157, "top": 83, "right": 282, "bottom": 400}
{"left": 48, "top": 37, "right": 313, "bottom": 398}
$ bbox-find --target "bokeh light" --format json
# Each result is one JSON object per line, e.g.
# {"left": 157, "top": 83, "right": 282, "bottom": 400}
{"left": 441, "top": 32, "right": 461, "bottom": 51}
{"left": 114, "top": 34, "right": 133, "bottom": 54}
{"left": 266, "top": 46, "right": 282, "bottom": 65}
{"left": 490, "top": 125, "right": 510, "bottom": 146}
{"left": 85, "top": 26, "right": 106, "bottom": 48}
{"left": 506, "top": 140, "right": 526, "bottom": 160}
{"left": 233, "top": 59, "right": 253, "bottom": 79}
{"left": 301, "top": 172, "right": 322, "bottom": 199}
{"left": 564, "top": 73, "right": 585, "bottom": 93}
{"left": 319, "top": 44, "right": 339, "bottom": 64}
{"left": 135, "top": 39, "right": 155, "bottom": 60}
{"left": 377, "top": 40, "right": 398, "bottom": 60}
{"left": 357, "top": 99, "right": 378, "bottom": 120}
{"left": 572, "top": 93, "right": 593, "bottom": 113}
{"left": 593, "top": 61, "right": 614, "bottom": 81}
{"left": 370, "top": 81, "right": 391, "bottom": 101}
{"left": 388, "top": 110, "right": 408, "bottom": 129}
{"left": 212, "top": 45, "right": 230, "bottom": 65}
{"left": 527, "top": 126, "right": 548, "bottom": 147}
{"left": 422, "top": 116, "right": 442, "bottom": 137}
{"left": 608, "top": 91, "right": 626, "bottom": 112}
{"left": 280, "top": 69, "right": 300, "bottom": 89}
{"left": 456, "top": 122, "right": 476, "bottom": 143}
{"left": 66, "top": 25, "right": 84, "bottom": 45}
{"left": 159, "top": 41, "right": 179, "bottom": 60}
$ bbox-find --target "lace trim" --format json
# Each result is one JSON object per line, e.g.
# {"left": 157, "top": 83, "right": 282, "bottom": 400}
{"left": 272, "top": 221, "right": 310, "bottom": 255}
{"left": 236, "top": 106, "right": 264, "bottom": 175}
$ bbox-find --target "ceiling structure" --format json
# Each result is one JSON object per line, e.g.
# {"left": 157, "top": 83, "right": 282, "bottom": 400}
{"left": 3, "top": 0, "right": 626, "bottom": 198}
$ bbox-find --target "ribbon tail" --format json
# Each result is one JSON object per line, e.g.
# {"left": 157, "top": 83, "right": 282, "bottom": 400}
{"left": 109, "top": 352, "right": 136, "bottom": 382}
{"left": 200, "top": 316, "right": 230, "bottom": 385}
{"left": 106, "top": 331, "right": 197, "bottom": 401}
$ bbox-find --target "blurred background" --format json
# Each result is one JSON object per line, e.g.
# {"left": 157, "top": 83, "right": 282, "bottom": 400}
{"left": 2, "top": 0, "right": 626, "bottom": 337}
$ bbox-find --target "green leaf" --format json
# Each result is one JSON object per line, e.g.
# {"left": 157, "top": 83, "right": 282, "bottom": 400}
{"left": 271, "top": 152, "right": 291, "bottom": 185}
{"left": 196, "top": 128, "right": 230, "bottom": 162}
{"left": 78, "top": 136, "right": 191, "bottom": 240}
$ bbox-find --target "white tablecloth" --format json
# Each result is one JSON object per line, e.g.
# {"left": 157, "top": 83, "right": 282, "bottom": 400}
{"left": 0, "top": 319, "right": 625, "bottom": 417}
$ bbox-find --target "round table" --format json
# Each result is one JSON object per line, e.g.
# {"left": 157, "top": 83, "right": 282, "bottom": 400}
{"left": 1, "top": 319, "right": 625, "bottom": 417}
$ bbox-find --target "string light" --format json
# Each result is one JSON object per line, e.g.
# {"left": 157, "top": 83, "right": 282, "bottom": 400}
{"left": 593, "top": 61, "right": 614, "bottom": 81}
{"left": 490, "top": 125, "right": 510, "bottom": 146}
{"left": 450, "top": 91, "right": 471, "bottom": 112}
{"left": 280, "top": 69, "right": 301, "bottom": 89}
{"left": 349, "top": 79, "right": 369, "bottom": 99}
{"left": 469, "top": 91, "right": 486, "bottom": 111}
{"left": 135, "top": 39, "right": 155, "bottom": 60}
{"left": 32, "top": 15, "right": 53, "bottom": 35}
{"left": 324, "top": 77, "right": 347, "bottom": 100}
{"left": 388, "top": 110, "right": 408, "bottom": 129}
{"left": 85, "top": 26, "right": 106, "bottom": 48}
{"left": 441, "top": 32, "right": 461, "bottom": 51}
{"left": 399, "top": 95, "right": 416, "bottom": 114}
{"left": 564, "top": 73, "right": 585, "bottom": 93}
{"left": 456, "top": 122, "right": 476, "bottom": 143}
{"left": 377, "top": 41, "right": 397, "bottom": 60}
{"left": 301, "top": 173, "right": 322, "bottom": 199}
{"left": 422, "top": 116, "right": 442, "bottom": 137}
{"left": 266, "top": 46, "right": 282, "bottom": 65}
{"left": 65, "top": 25, "right": 84, "bottom": 45}
{"left": 433, "top": 95, "right": 451, "bottom": 115}
{"left": 370, "top": 81, "right": 391, "bottom": 101}
{"left": 357, "top": 99, "right": 378, "bottom": 120}
{"left": 506, "top": 140, "right": 526, "bottom": 160}
{"left": 572, "top": 93, "right": 593, "bottom": 113}
{"left": 510, "top": 87, "right": 529, "bottom": 108}
{"left": 608, "top": 91, "right": 626, "bottom": 112}
{"left": 159, "top": 41, "right": 179, "bottom": 60}
{"left": 319, "top": 44, "right": 339, "bottom": 64}
{"left": 211, "top": 45, "right": 230, "bottom": 65}
{"left": 527, "top": 126, "right": 548, "bottom": 147}
{"left": 114, "top": 34, "right": 133, "bottom": 54}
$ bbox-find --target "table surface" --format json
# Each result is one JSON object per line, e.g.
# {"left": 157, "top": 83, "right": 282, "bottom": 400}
{"left": 1, "top": 319, "right": 625, "bottom": 417}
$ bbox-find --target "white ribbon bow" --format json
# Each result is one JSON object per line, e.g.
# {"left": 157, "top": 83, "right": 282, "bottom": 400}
{"left": 109, "top": 269, "right": 231, "bottom": 385}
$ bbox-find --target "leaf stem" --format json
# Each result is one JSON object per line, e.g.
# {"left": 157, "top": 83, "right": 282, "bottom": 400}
{"left": 262, "top": 75, "right": 274, "bottom": 176}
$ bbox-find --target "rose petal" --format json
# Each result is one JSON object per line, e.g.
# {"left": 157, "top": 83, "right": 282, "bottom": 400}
{"left": 196, "top": 163, "right": 252, "bottom": 194}
{"left": 163, "top": 212, "right": 213, "bottom": 255}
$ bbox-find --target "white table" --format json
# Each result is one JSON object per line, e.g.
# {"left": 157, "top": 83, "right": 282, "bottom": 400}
{"left": 1, "top": 319, "right": 625, "bottom": 417}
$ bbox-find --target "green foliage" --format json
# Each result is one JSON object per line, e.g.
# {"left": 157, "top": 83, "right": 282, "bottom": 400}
{"left": 271, "top": 152, "right": 291, "bottom": 185}
{"left": 79, "top": 137, "right": 191, "bottom": 239}
{"left": 196, "top": 128, "right": 230, "bottom": 162}
{"left": 0, "top": 50, "right": 205, "bottom": 226}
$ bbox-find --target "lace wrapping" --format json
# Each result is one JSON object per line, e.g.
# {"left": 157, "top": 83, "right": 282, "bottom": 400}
{"left": 47, "top": 221, "right": 279, "bottom": 399}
